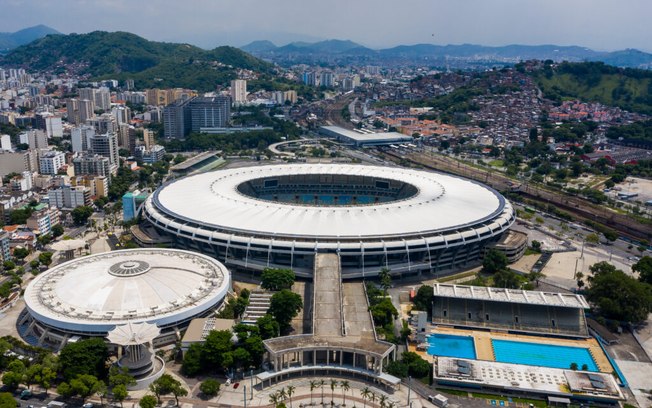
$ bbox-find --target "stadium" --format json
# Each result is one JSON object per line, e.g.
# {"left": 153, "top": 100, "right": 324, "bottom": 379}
{"left": 143, "top": 164, "right": 516, "bottom": 278}
{"left": 19, "top": 249, "right": 231, "bottom": 349}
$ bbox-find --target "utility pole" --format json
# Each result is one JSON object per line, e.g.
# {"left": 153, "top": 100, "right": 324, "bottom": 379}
{"left": 243, "top": 385, "right": 247, "bottom": 408}
{"left": 407, "top": 375, "right": 412, "bottom": 406}
{"left": 250, "top": 369, "right": 254, "bottom": 400}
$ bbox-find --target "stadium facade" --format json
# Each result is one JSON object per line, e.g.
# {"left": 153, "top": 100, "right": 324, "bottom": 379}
{"left": 20, "top": 249, "right": 230, "bottom": 349}
{"left": 143, "top": 164, "right": 516, "bottom": 278}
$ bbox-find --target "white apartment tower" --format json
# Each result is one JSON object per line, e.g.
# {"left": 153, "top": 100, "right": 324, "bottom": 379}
{"left": 230, "top": 79, "right": 247, "bottom": 105}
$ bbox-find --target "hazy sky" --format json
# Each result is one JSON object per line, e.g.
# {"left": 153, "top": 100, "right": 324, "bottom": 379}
{"left": 2, "top": 0, "right": 651, "bottom": 51}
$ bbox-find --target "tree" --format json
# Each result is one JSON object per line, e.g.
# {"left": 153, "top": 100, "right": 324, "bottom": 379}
{"left": 340, "top": 380, "right": 350, "bottom": 406}
{"left": 379, "top": 268, "right": 392, "bottom": 294}
{"left": 2, "top": 260, "right": 15, "bottom": 271}
{"left": 570, "top": 362, "right": 579, "bottom": 370}
{"left": 268, "top": 289, "right": 303, "bottom": 334}
{"left": 13, "top": 247, "right": 29, "bottom": 260}
{"left": 0, "top": 392, "right": 16, "bottom": 408}
{"left": 109, "top": 366, "right": 136, "bottom": 388}
{"left": 150, "top": 374, "right": 186, "bottom": 406}
{"left": 319, "top": 379, "right": 325, "bottom": 405}
{"left": 59, "top": 338, "right": 109, "bottom": 381}
{"left": 309, "top": 380, "right": 319, "bottom": 405}
{"left": 181, "top": 343, "right": 203, "bottom": 376}
{"left": 530, "top": 240, "right": 542, "bottom": 252}
{"left": 71, "top": 206, "right": 94, "bottom": 226}
{"left": 330, "top": 379, "right": 338, "bottom": 405}
{"left": 51, "top": 224, "right": 64, "bottom": 238}
{"left": 360, "top": 386, "right": 371, "bottom": 408}
{"left": 482, "top": 249, "right": 508, "bottom": 273}
{"left": 493, "top": 269, "right": 522, "bottom": 289}
{"left": 57, "top": 382, "right": 75, "bottom": 398}
{"left": 38, "top": 252, "right": 53, "bottom": 267}
{"left": 112, "top": 384, "right": 128, "bottom": 407}
{"left": 2, "top": 360, "right": 25, "bottom": 390}
{"left": 286, "top": 385, "right": 295, "bottom": 408}
{"left": 527, "top": 270, "right": 546, "bottom": 287}
{"left": 260, "top": 268, "right": 295, "bottom": 291}
{"left": 139, "top": 395, "right": 158, "bottom": 408}
{"left": 585, "top": 233, "right": 600, "bottom": 245}
{"left": 412, "top": 285, "right": 433, "bottom": 312}
{"left": 633, "top": 256, "right": 652, "bottom": 285}
{"left": 586, "top": 262, "right": 652, "bottom": 324}
{"left": 70, "top": 374, "right": 103, "bottom": 401}
{"left": 199, "top": 378, "right": 220, "bottom": 398}
{"left": 256, "top": 314, "right": 280, "bottom": 339}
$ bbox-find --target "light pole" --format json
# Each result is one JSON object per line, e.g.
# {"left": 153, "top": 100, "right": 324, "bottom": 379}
{"left": 250, "top": 369, "right": 254, "bottom": 400}
{"left": 243, "top": 385, "right": 247, "bottom": 408}
{"left": 407, "top": 375, "right": 411, "bottom": 406}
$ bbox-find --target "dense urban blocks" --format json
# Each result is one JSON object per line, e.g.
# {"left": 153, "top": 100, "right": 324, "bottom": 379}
{"left": 143, "top": 164, "right": 516, "bottom": 278}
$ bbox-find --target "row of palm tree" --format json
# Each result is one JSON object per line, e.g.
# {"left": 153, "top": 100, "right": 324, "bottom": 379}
{"left": 360, "top": 386, "right": 395, "bottom": 408}
{"left": 269, "top": 384, "right": 296, "bottom": 407}
{"left": 301, "top": 380, "right": 394, "bottom": 408}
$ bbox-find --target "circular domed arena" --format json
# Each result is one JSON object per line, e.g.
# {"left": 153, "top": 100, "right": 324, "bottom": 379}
{"left": 19, "top": 249, "right": 230, "bottom": 349}
{"left": 143, "top": 164, "right": 515, "bottom": 278}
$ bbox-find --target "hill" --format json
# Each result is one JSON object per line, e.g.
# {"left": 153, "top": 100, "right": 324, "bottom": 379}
{"left": 0, "top": 25, "right": 60, "bottom": 51}
{"left": 534, "top": 61, "right": 652, "bottom": 115}
{"left": 1, "top": 31, "right": 272, "bottom": 91}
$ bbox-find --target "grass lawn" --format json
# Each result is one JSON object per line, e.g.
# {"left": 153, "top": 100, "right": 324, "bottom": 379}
{"left": 489, "top": 159, "right": 504, "bottom": 167}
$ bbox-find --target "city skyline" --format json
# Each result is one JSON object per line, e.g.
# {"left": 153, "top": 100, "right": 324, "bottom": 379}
{"left": 1, "top": 0, "right": 651, "bottom": 52}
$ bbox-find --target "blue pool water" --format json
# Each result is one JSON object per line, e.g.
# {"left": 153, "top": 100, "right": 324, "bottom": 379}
{"left": 427, "top": 334, "right": 477, "bottom": 359}
{"left": 492, "top": 339, "right": 599, "bottom": 371}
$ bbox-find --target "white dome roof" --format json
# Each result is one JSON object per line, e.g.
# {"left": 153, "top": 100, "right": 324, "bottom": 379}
{"left": 24, "top": 249, "right": 230, "bottom": 334}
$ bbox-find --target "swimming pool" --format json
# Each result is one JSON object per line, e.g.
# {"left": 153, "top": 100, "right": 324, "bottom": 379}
{"left": 492, "top": 339, "right": 599, "bottom": 371}
{"left": 427, "top": 334, "right": 476, "bottom": 359}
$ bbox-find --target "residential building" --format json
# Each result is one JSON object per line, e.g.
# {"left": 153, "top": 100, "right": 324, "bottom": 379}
{"left": 0, "top": 230, "right": 10, "bottom": 262}
{"left": 72, "top": 154, "right": 112, "bottom": 178}
{"left": 71, "top": 125, "right": 95, "bottom": 153}
{"left": 143, "top": 128, "right": 155, "bottom": 149}
{"left": 38, "top": 150, "right": 66, "bottom": 175}
{"left": 90, "top": 133, "right": 119, "bottom": 168}
{"left": 20, "top": 130, "right": 48, "bottom": 150}
{"left": 86, "top": 114, "right": 117, "bottom": 134}
{"left": 284, "top": 90, "right": 298, "bottom": 104}
{"left": 48, "top": 185, "right": 91, "bottom": 209}
{"left": 0, "top": 134, "right": 11, "bottom": 151}
{"left": 320, "top": 72, "right": 334, "bottom": 87}
{"left": 135, "top": 145, "right": 166, "bottom": 164}
{"left": 163, "top": 98, "right": 192, "bottom": 139}
{"left": 0, "top": 151, "right": 37, "bottom": 177}
{"left": 66, "top": 98, "right": 95, "bottom": 125}
{"left": 112, "top": 105, "right": 132, "bottom": 125}
{"left": 189, "top": 96, "right": 231, "bottom": 132}
{"left": 10, "top": 172, "right": 32, "bottom": 192}
{"left": 230, "top": 79, "right": 247, "bottom": 105}
{"left": 26, "top": 204, "right": 52, "bottom": 236}
{"left": 118, "top": 123, "right": 136, "bottom": 153}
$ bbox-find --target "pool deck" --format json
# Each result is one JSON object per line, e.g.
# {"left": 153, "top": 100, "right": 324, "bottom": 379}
{"left": 417, "top": 327, "right": 612, "bottom": 373}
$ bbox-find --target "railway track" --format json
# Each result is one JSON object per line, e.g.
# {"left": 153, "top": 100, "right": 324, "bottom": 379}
{"left": 383, "top": 150, "right": 651, "bottom": 241}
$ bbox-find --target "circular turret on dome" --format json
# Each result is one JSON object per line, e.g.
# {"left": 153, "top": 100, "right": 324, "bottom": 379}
{"left": 20, "top": 249, "right": 231, "bottom": 348}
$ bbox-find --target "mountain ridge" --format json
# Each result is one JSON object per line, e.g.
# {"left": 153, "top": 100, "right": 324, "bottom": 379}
{"left": 1, "top": 31, "right": 273, "bottom": 91}
{"left": 240, "top": 40, "right": 652, "bottom": 68}
{"left": 0, "top": 25, "right": 60, "bottom": 51}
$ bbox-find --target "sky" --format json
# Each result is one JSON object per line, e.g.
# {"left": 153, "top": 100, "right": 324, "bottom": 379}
{"left": 2, "top": 0, "right": 651, "bottom": 52}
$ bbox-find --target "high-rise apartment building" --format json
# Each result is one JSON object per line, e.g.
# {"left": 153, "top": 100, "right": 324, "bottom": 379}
{"left": 39, "top": 150, "right": 66, "bottom": 175}
{"left": 143, "top": 128, "right": 155, "bottom": 149}
{"left": 118, "top": 123, "right": 136, "bottom": 153}
{"left": 90, "top": 133, "right": 119, "bottom": 168}
{"left": 230, "top": 79, "right": 247, "bottom": 105}
{"left": 163, "top": 98, "right": 192, "bottom": 139}
{"left": 72, "top": 154, "right": 111, "bottom": 178}
{"left": 71, "top": 125, "right": 95, "bottom": 153}
{"left": 189, "top": 96, "right": 231, "bottom": 132}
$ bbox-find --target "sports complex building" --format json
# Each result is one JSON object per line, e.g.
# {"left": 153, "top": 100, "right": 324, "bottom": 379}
{"left": 19, "top": 249, "right": 231, "bottom": 350}
{"left": 423, "top": 284, "right": 626, "bottom": 405}
{"left": 142, "top": 164, "right": 519, "bottom": 278}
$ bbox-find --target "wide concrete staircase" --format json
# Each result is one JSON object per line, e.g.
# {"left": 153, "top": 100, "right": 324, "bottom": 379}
{"left": 241, "top": 291, "right": 273, "bottom": 325}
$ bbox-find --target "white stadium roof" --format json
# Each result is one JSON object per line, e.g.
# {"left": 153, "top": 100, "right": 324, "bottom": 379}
{"left": 24, "top": 249, "right": 230, "bottom": 333}
{"left": 152, "top": 164, "right": 507, "bottom": 240}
